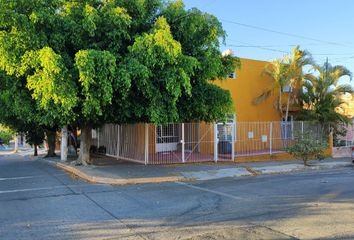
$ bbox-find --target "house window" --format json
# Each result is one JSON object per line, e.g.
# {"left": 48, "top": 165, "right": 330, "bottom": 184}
{"left": 227, "top": 72, "right": 236, "bottom": 79}
{"left": 156, "top": 124, "right": 179, "bottom": 144}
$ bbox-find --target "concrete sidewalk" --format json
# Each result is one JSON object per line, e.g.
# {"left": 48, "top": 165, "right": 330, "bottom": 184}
{"left": 0, "top": 146, "right": 38, "bottom": 155}
{"left": 38, "top": 155, "right": 354, "bottom": 185}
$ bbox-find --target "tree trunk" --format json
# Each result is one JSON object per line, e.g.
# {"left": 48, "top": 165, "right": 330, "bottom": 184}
{"left": 14, "top": 134, "right": 18, "bottom": 153}
{"left": 284, "top": 88, "right": 292, "bottom": 147}
{"left": 34, "top": 144, "right": 38, "bottom": 156}
{"left": 284, "top": 89, "right": 291, "bottom": 125}
{"left": 78, "top": 125, "right": 92, "bottom": 165}
{"left": 60, "top": 126, "right": 68, "bottom": 162}
{"left": 45, "top": 130, "right": 56, "bottom": 157}
{"left": 278, "top": 88, "right": 284, "bottom": 120}
{"left": 303, "top": 158, "right": 309, "bottom": 166}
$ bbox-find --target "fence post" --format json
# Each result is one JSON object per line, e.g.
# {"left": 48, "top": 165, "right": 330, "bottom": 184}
{"left": 60, "top": 126, "right": 68, "bottom": 162}
{"left": 97, "top": 128, "right": 100, "bottom": 148}
{"left": 301, "top": 121, "right": 304, "bottom": 134}
{"left": 14, "top": 134, "right": 18, "bottom": 153}
{"left": 181, "top": 123, "right": 185, "bottom": 163}
{"left": 231, "top": 115, "right": 236, "bottom": 160}
{"left": 144, "top": 123, "right": 149, "bottom": 165}
{"left": 116, "top": 125, "right": 120, "bottom": 160}
{"left": 214, "top": 123, "right": 218, "bottom": 162}
{"left": 269, "top": 122, "right": 273, "bottom": 155}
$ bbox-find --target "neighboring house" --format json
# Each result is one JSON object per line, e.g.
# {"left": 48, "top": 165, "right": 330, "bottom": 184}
{"left": 332, "top": 94, "right": 354, "bottom": 158}
{"left": 336, "top": 93, "right": 354, "bottom": 119}
{"left": 94, "top": 58, "right": 328, "bottom": 164}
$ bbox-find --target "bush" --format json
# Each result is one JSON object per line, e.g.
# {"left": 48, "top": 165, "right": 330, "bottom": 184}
{"left": 286, "top": 131, "right": 327, "bottom": 166}
{"left": 0, "top": 125, "right": 14, "bottom": 144}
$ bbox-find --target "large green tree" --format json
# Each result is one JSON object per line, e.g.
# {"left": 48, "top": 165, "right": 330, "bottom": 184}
{"left": 0, "top": 0, "right": 237, "bottom": 164}
{"left": 0, "top": 70, "right": 47, "bottom": 156}
{"left": 161, "top": 1, "right": 240, "bottom": 121}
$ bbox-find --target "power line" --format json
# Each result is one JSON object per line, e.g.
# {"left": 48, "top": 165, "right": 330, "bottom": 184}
{"left": 225, "top": 39, "right": 344, "bottom": 48}
{"left": 226, "top": 39, "right": 354, "bottom": 57}
{"left": 220, "top": 19, "right": 352, "bottom": 48}
{"left": 311, "top": 53, "right": 354, "bottom": 56}
{"left": 226, "top": 43, "right": 289, "bottom": 54}
{"left": 226, "top": 43, "right": 354, "bottom": 65}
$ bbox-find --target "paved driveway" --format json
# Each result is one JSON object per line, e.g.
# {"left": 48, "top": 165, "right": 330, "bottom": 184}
{"left": 1, "top": 154, "right": 354, "bottom": 239}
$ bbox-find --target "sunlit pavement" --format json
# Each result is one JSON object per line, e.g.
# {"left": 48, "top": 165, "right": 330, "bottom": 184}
{"left": 1, "top": 153, "right": 354, "bottom": 240}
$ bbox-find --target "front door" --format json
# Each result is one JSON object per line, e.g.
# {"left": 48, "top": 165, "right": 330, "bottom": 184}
{"left": 156, "top": 124, "right": 179, "bottom": 152}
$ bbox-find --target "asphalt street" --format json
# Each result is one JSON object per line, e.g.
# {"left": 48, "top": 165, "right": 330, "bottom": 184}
{"left": 1, "top": 153, "right": 354, "bottom": 240}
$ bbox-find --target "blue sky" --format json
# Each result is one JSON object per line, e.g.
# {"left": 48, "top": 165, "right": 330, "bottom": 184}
{"left": 183, "top": 0, "right": 354, "bottom": 85}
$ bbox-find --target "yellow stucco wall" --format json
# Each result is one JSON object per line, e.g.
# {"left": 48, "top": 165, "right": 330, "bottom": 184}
{"left": 213, "top": 58, "right": 282, "bottom": 122}
{"left": 134, "top": 58, "right": 333, "bottom": 163}
{"left": 199, "top": 122, "right": 214, "bottom": 155}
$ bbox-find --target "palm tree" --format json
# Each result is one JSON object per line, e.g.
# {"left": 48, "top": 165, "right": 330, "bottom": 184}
{"left": 283, "top": 46, "right": 314, "bottom": 121}
{"left": 254, "top": 46, "right": 313, "bottom": 123}
{"left": 253, "top": 59, "right": 290, "bottom": 120}
{"left": 254, "top": 46, "right": 314, "bottom": 145}
{"left": 299, "top": 61, "right": 353, "bottom": 134}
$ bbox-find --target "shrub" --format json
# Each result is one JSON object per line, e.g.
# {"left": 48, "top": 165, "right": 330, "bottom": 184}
{"left": 0, "top": 125, "right": 14, "bottom": 144}
{"left": 286, "top": 131, "right": 327, "bottom": 166}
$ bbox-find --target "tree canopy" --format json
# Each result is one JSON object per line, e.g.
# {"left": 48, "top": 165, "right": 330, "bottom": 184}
{"left": 298, "top": 62, "right": 353, "bottom": 127}
{"left": 0, "top": 0, "right": 238, "bottom": 162}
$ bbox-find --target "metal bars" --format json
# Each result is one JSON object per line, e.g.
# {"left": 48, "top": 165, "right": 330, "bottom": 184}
{"left": 96, "top": 121, "right": 326, "bottom": 164}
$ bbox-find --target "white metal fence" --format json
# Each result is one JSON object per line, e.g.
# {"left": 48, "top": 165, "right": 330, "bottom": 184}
{"left": 234, "top": 121, "right": 326, "bottom": 157}
{"left": 95, "top": 121, "right": 327, "bottom": 165}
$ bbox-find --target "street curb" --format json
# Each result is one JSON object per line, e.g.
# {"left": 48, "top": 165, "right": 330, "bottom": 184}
{"left": 244, "top": 167, "right": 261, "bottom": 176}
{"left": 55, "top": 162, "right": 194, "bottom": 185}
{"left": 42, "top": 158, "right": 353, "bottom": 185}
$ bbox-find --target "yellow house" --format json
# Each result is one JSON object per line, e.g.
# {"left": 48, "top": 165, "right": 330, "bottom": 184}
{"left": 96, "top": 58, "right": 330, "bottom": 164}
{"left": 213, "top": 57, "right": 331, "bottom": 161}
{"left": 214, "top": 58, "right": 283, "bottom": 122}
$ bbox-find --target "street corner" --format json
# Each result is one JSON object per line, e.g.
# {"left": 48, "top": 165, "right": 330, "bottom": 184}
{"left": 54, "top": 161, "right": 193, "bottom": 185}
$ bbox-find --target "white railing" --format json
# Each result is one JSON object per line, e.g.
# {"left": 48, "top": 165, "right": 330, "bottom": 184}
{"left": 95, "top": 121, "right": 326, "bottom": 164}
{"left": 234, "top": 121, "right": 326, "bottom": 157}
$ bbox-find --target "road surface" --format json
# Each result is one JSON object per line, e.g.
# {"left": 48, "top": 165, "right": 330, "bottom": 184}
{"left": 1, "top": 154, "right": 354, "bottom": 239}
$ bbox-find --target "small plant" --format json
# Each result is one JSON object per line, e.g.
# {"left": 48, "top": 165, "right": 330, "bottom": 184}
{"left": 286, "top": 131, "right": 327, "bottom": 166}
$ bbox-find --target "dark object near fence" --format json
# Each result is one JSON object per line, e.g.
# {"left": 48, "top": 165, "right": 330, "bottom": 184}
{"left": 218, "top": 141, "right": 232, "bottom": 154}
{"left": 90, "top": 145, "right": 98, "bottom": 154}
{"left": 98, "top": 146, "right": 106, "bottom": 154}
